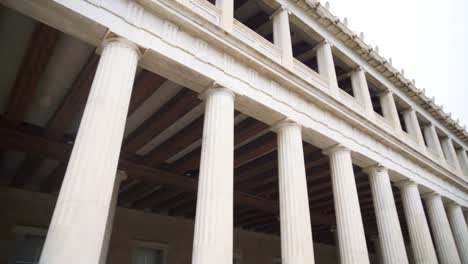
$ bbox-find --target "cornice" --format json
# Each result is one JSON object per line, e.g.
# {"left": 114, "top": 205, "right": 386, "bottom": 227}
{"left": 290, "top": 0, "right": 468, "bottom": 145}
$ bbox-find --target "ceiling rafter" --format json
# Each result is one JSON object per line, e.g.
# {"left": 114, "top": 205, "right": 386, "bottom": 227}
{"left": 0, "top": 124, "right": 334, "bottom": 225}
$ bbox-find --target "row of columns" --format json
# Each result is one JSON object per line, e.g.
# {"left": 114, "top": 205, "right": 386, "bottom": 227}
{"left": 38, "top": 35, "right": 468, "bottom": 264}
{"left": 215, "top": 0, "right": 468, "bottom": 177}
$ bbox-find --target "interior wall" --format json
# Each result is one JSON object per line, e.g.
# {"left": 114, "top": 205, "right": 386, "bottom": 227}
{"left": 0, "top": 187, "right": 344, "bottom": 264}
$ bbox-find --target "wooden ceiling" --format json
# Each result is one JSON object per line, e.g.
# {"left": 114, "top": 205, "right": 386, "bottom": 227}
{"left": 0, "top": 1, "right": 415, "bottom": 249}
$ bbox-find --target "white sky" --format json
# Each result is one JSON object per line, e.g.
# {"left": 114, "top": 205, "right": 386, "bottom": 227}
{"left": 326, "top": 0, "right": 468, "bottom": 128}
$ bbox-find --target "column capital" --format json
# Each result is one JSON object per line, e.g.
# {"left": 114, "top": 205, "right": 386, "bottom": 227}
{"left": 353, "top": 65, "right": 365, "bottom": 73}
{"left": 100, "top": 32, "right": 144, "bottom": 58}
{"left": 378, "top": 88, "right": 393, "bottom": 97}
{"left": 313, "top": 38, "right": 332, "bottom": 51}
{"left": 322, "top": 144, "right": 350, "bottom": 156}
{"left": 403, "top": 106, "right": 415, "bottom": 113}
{"left": 269, "top": 6, "right": 290, "bottom": 20}
{"left": 271, "top": 119, "right": 301, "bottom": 132}
{"left": 362, "top": 163, "right": 387, "bottom": 175}
{"left": 199, "top": 82, "right": 235, "bottom": 100}
{"left": 421, "top": 191, "right": 441, "bottom": 200}
{"left": 446, "top": 201, "right": 461, "bottom": 209}
{"left": 394, "top": 179, "right": 417, "bottom": 189}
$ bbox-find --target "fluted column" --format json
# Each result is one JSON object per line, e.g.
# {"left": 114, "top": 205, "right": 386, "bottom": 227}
{"left": 396, "top": 180, "right": 438, "bottom": 264}
{"left": 323, "top": 145, "right": 369, "bottom": 264}
{"left": 402, "top": 107, "right": 425, "bottom": 146}
{"left": 100, "top": 171, "right": 127, "bottom": 262}
{"left": 446, "top": 203, "right": 468, "bottom": 263}
{"left": 364, "top": 165, "right": 408, "bottom": 264}
{"left": 274, "top": 120, "right": 315, "bottom": 264}
{"left": 216, "top": 0, "right": 233, "bottom": 32}
{"left": 441, "top": 137, "right": 462, "bottom": 172}
{"left": 39, "top": 37, "right": 140, "bottom": 264}
{"left": 456, "top": 149, "right": 468, "bottom": 177}
{"left": 423, "top": 123, "right": 444, "bottom": 158}
{"left": 379, "top": 89, "right": 401, "bottom": 130}
{"left": 350, "top": 67, "right": 374, "bottom": 116}
{"left": 271, "top": 7, "right": 293, "bottom": 69}
{"left": 424, "top": 193, "right": 461, "bottom": 264}
{"left": 192, "top": 86, "right": 235, "bottom": 264}
{"left": 316, "top": 40, "right": 339, "bottom": 97}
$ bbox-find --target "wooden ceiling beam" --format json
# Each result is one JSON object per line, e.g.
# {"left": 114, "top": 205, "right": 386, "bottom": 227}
{"left": 167, "top": 117, "right": 268, "bottom": 175}
{"left": 234, "top": 132, "right": 276, "bottom": 167}
{"left": 0, "top": 125, "right": 335, "bottom": 225}
{"left": 124, "top": 89, "right": 200, "bottom": 153}
{"left": 127, "top": 70, "right": 167, "bottom": 116}
{"left": 4, "top": 24, "right": 60, "bottom": 126}
{"left": 45, "top": 54, "right": 99, "bottom": 140}
{"left": 143, "top": 116, "right": 204, "bottom": 167}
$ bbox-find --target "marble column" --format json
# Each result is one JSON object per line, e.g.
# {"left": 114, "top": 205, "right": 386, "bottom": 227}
{"left": 423, "top": 123, "right": 444, "bottom": 158}
{"left": 323, "top": 145, "right": 369, "bottom": 264}
{"left": 274, "top": 121, "right": 315, "bottom": 264}
{"left": 316, "top": 40, "right": 339, "bottom": 97}
{"left": 441, "top": 137, "right": 462, "bottom": 173}
{"left": 396, "top": 180, "right": 438, "bottom": 264}
{"left": 424, "top": 193, "right": 461, "bottom": 264}
{"left": 39, "top": 37, "right": 140, "bottom": 264}
{"left": 379, "top": 89, "right": 401, "bottom": 130}
{"left": 456, "top": 149, "right": 468, "bottom": 177}
{"left": 271, "top": 7, "right": 293, "bottom": 69}
{"left": 402, "top": 107, "right": 425, "bottom": 146}
{"left": 100, "top": 171, "right": 127, "bottom": 263}
{"left": 350, "top": 67, "right": 374, "bottom": 116}
{"left": 364, "top": 165, "right": 408, "bottom": 264}
{"left": 192, "top": 86, "right": 235, "bottom": 264}
{"left": 216, "top": 0, "right": 233, "bottom": 32}
{"left": 446, "top": 203, "right": 468, "bottom": 263}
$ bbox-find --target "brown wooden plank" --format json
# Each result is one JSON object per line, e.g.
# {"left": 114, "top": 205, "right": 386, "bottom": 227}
{"left": 143, "top": 116, "right": 204, "bottom": 167}
{"left": 0, "top": 125, "right": 335, "bottom": 225}
{"left": 234, "top": 132, "right": 276, "bottom": 167}
{"left": 128, "top": 70, "right": 166, "bottom": 116}
{"left": 4, "top": 24, "right": 60, "bottom": 126}
{"left": 167, "top": 116, "right": 266, "bottom": 175}
{"left": 124, "top": 89, "right": 200, "bottom": 153}
{"left": 45, "top": 54, "right": 99, "bottom": 140}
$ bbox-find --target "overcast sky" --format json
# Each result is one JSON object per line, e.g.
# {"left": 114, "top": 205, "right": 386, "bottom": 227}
{"left": 327, "top": 0, "right": 468, "bottom": 128}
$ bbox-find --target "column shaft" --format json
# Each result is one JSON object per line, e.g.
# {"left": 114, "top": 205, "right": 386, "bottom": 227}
{"left": 39, "top": 37, "right": 140, "bottom": 264}
{"left": 192, "top": 87, "right": 235, "bottom": 264}
{"left": 324, "top": 145, "right": 369, "bottom": 264}
{"left": 424, "top": 194, "right": 461, "bottom": 264}
{"left": 379, "top": 90, "right": 401, "bottom": 130}
{"left": 423, "top": 123, "right": 444, "bottom": 158}
{"left": 366, "top": 166, "right": 408, "bottom": 264}
{"left": 397, "top": 181, "right": 438, "bottom": 264}
{"left": 456, "top": 149, "right": 468, "bottom": 177}
{"left": 275, "top": 121, "right": 315, "bottom": 264}
{"left": 446, "top": 203, "right": 468, "bottom": 263}
{"left": 316, "top": 41, "right": 339, "bottom": 97}
{"left": 272, "top": 7, "right": 293, "bottom": 68}
{"left": 100, "top": 171, "right": 126, "bottom": 263}
{"left": 350, "top": 68, "right": 374, "bottom": 116}
{"left": 441, "top": 137, "right": 462, "bottom": 172}
{"left": 403, "top": 108, "right": 425, "bottom": 146}
{"left": 216, "top": 0, "right": 233, "bottom": 32}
